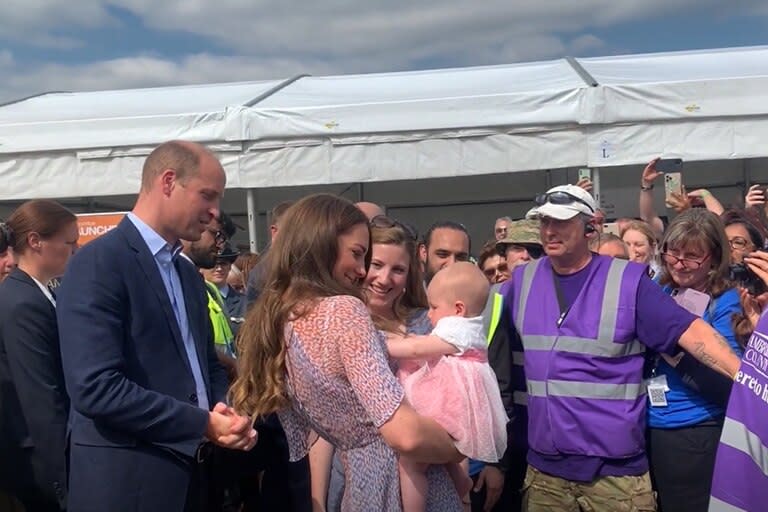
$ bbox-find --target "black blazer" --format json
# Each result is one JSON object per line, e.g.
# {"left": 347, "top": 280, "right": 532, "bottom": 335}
{"left": 0, "top": 268, "right": 68, "bottom": 510}
{"left": 57, "top": 217, "right": 229, "bottom": 512}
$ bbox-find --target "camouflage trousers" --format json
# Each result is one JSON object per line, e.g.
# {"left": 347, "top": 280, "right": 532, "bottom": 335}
{"left": 522, "top": 466, "right": 657, "bottom": 512}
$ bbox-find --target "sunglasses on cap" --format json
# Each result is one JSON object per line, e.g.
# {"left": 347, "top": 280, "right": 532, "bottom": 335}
{"left": 370, "top": 215, "right": 418, "bottom": 242}
{"left": 534, "top": 191, "right": 595, "bottom": 213}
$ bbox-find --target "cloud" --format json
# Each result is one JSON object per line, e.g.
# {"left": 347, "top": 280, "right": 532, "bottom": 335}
{"left": 0, "top": 53, "right": 337, "bottom": 103}
{"left": 0, "top": 0, "right": 112, "bottom": 48}
{"left": 0, "top": 0, "right": 765, "bottom": 102}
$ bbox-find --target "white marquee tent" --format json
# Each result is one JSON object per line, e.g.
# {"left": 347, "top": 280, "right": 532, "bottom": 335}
{"left": 0, "top": 45, "right": 767, "bottom": 246}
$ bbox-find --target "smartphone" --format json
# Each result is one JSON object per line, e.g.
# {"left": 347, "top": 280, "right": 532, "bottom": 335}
{"left": 578, "top": 168, "right": 592, "bottom": 181}
{"left": 664, "top": 172, "right": 683, "bottom": 203}
{"left": 655, "top": 158, "right": 683, "bottom": 172}
{"left": 603, "top": 222, "right": 620, "bottom": 237}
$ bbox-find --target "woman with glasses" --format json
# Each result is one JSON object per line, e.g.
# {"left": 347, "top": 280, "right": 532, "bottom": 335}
{"left": 721, "top": 209, "right": 764, "bottom": 264}
{"left": 646, "top": 208, "right": 743, "bottom": 512}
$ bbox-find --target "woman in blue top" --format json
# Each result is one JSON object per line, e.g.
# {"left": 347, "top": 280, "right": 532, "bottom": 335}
{"left": 647, "top": 208, "right": 744, "bottom": 512}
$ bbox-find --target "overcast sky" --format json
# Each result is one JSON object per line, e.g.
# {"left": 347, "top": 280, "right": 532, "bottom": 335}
{"left": 0, "top": 1, "right": 767, "bottom": 103}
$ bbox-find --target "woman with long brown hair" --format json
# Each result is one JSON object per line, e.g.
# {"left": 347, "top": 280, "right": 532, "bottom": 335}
{"left": 231, "top": 194, "right": 463, "bottom": 511}
{"left": 0, "top": 199, "right": 78, "bottom": 511}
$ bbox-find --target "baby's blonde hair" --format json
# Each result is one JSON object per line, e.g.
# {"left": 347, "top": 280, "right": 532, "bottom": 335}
{"left": 428, "top": 261, "right": 490, "bottom": 316}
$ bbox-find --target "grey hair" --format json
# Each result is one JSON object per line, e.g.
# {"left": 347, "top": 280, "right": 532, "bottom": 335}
{"left": 495, "top": 216, "right": 513, "bottom": 223}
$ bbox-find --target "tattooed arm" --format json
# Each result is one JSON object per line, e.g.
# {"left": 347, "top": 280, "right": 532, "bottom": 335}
{"left": 678, "top": 318, "right": 742, "bottom": 378}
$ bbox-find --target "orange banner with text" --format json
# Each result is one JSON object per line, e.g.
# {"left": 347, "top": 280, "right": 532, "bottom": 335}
{"left": 76, "top": 212, "right": 127, "bottom": 245}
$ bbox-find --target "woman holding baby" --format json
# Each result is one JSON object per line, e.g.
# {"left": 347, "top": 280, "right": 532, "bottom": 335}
{"left": 231, "top": 195, "right": 467, "bottom": 511}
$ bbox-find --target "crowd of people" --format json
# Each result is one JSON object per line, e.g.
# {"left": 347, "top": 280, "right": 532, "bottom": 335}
{"left": 0, "top": 142, "right": 766, "bottom": 512}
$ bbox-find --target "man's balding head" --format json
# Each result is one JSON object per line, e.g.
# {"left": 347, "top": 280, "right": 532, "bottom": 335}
{"left": 132, "top": 140, "right": 226, "bottom": 244}
{"left": 355, "top": 201, "right": 385, "bottom": 221}
{"left": 141, "top": 140, "right": 214, "bottom": 192}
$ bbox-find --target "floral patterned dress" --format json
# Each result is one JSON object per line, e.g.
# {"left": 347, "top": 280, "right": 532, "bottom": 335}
{"left": 278, "top": 296, "right": 462, "bottom": 511}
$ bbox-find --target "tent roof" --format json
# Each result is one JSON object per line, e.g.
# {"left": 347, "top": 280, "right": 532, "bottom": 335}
{"left": 247, "top": 59, "right": 586, "bottom": 138}
{"left": 1, "top": 45, "right": 768, "bottom": 199}
{"left": 580, "top": 45, "right": 768, "bottom": 85}
{"left": 0, "top": 79, "right": 286, "bottom": 153}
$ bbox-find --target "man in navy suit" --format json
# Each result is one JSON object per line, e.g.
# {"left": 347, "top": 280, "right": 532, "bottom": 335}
{"left": 57, "top": 141, "right": 257, "bottom": 512}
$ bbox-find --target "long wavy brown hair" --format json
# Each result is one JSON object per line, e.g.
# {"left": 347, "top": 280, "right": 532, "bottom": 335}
{"left": 368, "top": 219, "right": 428, "bottom": 332}
{"left": 229, "top": 194, "right": 371, "bottom": 418}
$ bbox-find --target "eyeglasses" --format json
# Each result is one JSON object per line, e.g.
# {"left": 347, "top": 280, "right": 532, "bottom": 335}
{"left": 661, "top": 252, "right": 710, "bottom": 269}
{"left": 206, "top": 229, "right": 226, "bottom": 245}
{"left": 534, "top": 191, "right": 595, "bottom": 213}
{"left": 370, "top": 215, "right": 418, "bottom": 242}
{"left": 729, "top": 237, "right": 754, "bottom": 251}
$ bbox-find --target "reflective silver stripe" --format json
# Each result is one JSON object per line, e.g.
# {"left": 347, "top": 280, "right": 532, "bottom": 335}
{"left": 516, "top": 259, "right": 541, "bottom": 329}
{"left": 528, "top": 379, "right": 645, "bottom": 400}
{"left": 598, "top": 258, "right": 628, "bottom": 343}
{"left": 720, "top": 417, "right": 768, "bottom": 478}
{"left": 708, "top": 496, "right": 748, "bottom": 512}
{"left": 512, "top": 351, "right": 524, "bottom": 366}
{"left": 522, "top": 335, "right": 645, "bottom": 358}
{"left": 513, "top": 391, "right": 528, "bottom": 406}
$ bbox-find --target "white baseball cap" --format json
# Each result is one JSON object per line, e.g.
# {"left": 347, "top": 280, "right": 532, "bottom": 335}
{"left": 527, "top": 184, "right": 597, "bottom": 220}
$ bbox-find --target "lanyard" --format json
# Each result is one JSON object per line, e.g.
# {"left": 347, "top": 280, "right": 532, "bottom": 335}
{"left": 551, "top": 268, "right": 569, "bottom": 327}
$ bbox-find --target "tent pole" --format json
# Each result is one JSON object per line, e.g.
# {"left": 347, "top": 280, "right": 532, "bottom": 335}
{"left": 246, "top": 189, "right": 259, "bottom": 254}
{"left": 592, "top": 167, "right": 601, "bottom": 210}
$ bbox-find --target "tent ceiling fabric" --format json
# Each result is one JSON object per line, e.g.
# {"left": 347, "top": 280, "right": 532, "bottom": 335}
{"left": 0, "top": 46, "right": 766, "bottom": 200}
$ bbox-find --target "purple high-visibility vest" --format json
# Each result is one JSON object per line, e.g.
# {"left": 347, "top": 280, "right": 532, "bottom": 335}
{"left": 510, "top": 255, "right": 647, "bottom": 459}
{"left": 709, "top": 322, "right": 768, "bottom": 512}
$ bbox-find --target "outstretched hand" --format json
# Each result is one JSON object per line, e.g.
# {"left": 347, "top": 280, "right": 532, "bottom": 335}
{"left": 745, "top": 184, "right": 766, "bottom": 208}
{"left": 575, "top": 177, "right": 593, "bottom": 192}
{"left": 666, "top": 189, "right": 691, "bottom": 212}
{"left": 641, "top": 157, "right": 663, "bottom": 186}
{"left": 744, "top": 251, "right": 768, "bottom": 291}
{"left": 738, "top": 287, "right": 768, "bottom": 330}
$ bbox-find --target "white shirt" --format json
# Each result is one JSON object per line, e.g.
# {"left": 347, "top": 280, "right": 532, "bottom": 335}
{"left": 31, "top": 276, "right": 56, "bottom": 307}
{"left": 431, "top": 315, "right": 486, "bottom": 355}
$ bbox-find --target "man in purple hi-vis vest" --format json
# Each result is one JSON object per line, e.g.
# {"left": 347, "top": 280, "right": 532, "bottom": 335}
{"left": 504, "top": 184, "right": 742, "bottom": 511}
{"left": 709, "top": 308, "right": 768, "bottom": 511}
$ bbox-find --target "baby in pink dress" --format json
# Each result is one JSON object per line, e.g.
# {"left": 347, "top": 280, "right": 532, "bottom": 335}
{"left": 387, "top": 262, "right": 508, "bottom": 511}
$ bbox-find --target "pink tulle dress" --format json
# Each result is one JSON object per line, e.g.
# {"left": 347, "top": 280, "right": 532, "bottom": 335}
{"left": 398, "top": 315, "right": 508, "bottom": 463}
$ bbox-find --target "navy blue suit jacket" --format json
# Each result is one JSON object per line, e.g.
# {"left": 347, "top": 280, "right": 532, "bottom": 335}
{"left": 57, "top": 217, "right": 228, "bottom": 511}
{"left": 0, "top": 268, "right": 68, "bottom": 510}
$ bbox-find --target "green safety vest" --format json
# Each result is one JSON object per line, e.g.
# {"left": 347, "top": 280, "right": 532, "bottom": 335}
{"left": 205, "top": 281, "right": 235, "bottom": 354}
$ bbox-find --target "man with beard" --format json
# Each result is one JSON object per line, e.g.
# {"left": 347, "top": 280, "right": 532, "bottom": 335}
{"left": 181, "top": 215, "right": 236, "bottom": 367}
{"left": 419, "top": 221, "right": 471, "bottom": 284}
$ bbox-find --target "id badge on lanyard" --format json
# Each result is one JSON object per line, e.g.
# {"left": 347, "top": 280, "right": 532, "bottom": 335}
{"left": 647, "top": 372, "right": 670, "bottom": 407}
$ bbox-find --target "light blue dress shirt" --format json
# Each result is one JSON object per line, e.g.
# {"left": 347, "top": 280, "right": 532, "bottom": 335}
{"left": 127, "top": 213, "right": 210, "bottom": 411}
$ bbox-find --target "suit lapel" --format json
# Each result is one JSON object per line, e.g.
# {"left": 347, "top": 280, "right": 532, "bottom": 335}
{"left": 119, "top": 219, "right": 193, "bottom": 376}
